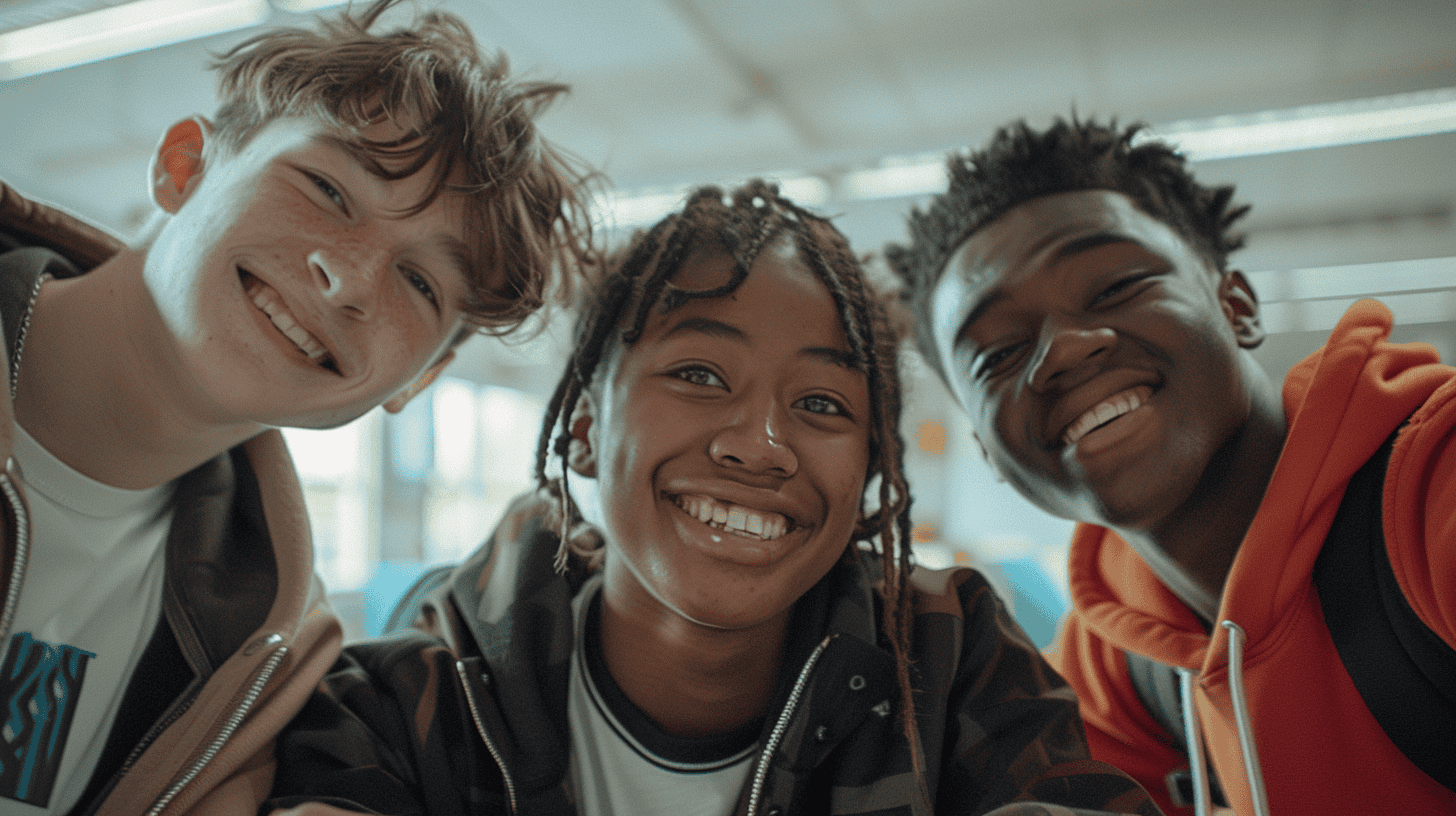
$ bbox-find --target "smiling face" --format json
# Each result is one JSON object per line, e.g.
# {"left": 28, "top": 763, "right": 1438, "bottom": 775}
{"left": 929, "top": 189, "right": 1276, "bottom": 533}
{"left": 580, "top": 239, "right": 871, "bottom": 632}
{"left": 143, "top": 116, "right": 475, "bottom": 430}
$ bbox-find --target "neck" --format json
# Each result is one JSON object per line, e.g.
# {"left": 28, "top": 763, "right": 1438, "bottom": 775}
{"left": 11, "top": 251, "right": 261, "bottom": 489}
{"left": 598, "top": 573, "right": 787, "bottom": 739}
{"left": 1118, "top": 377, "right": 1288, "bottom": 623}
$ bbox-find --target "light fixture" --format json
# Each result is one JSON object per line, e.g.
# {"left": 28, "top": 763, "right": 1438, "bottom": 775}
{"left": 1142, "top": 88, "right": 1456, "bottom": 161}
{"left": 600, "top": 174, "right": 830, "bottom": 229}
{"left": 269, "top": 0, "right": 349, "bottom": 12}
{"left": 0, "top": 0, "right": 270, "bottom": 80}
{"left": 840, "top": 156, "right": 946, "bottom": 200}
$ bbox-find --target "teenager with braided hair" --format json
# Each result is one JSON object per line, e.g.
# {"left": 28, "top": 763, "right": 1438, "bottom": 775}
{"left": 266, "top": 181, "right": 1159, "bottom": 816}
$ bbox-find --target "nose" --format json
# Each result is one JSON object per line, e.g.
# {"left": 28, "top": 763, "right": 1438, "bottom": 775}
{"left": 709, "top": 398, "right": 799, "bottom": 478}
{"left": 310, "top": 244, "right": 388, "bottom": 319}
{"left": 1027, "top": 314, "right": 1117, "bottom": 393}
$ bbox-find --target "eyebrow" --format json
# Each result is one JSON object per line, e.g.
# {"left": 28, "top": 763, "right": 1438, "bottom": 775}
{"left": 663, "top": 317, "right": 859, "bottom": 369}
{"left": 432, "top": 234, "right": 476, "bottom": 291}
{"left": 1053, "top": 231, "right": 1135, "bottom": 259}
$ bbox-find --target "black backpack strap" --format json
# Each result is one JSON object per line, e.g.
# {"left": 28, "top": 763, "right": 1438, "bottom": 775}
{"left": 1314, "top": 424, "right": 1456, "bottom": 791}
{"left": 1125, "top": 651, "right": 1228, "bottom": 808}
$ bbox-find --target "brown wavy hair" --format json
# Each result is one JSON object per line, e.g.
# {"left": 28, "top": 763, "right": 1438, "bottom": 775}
{"left": 209, "top": 0, "right": 596, "bottom": 333}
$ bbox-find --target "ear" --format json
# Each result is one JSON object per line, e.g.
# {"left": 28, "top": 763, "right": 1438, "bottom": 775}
{"left": 150, "top": 117, "right": 212, "bottom": 213}
{"left": 383, "top": 350, "right": 455, "bottom": 414}
{"left": 566, "top": 395, "right": 597, "bottom": 478}
{"left": 1219, "top": 270, "right": 1265, "bottom": 350}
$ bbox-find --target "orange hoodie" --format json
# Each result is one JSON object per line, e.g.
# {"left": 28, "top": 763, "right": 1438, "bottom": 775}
{"left": 1047, "top": 300, "right": 1456, "bottom": 815}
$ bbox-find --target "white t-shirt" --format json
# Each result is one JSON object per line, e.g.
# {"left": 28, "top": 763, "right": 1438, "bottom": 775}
{"left": 567, "top": 579, "right": 759, "bottom": 816}
{"left": 0, "top": 424, "right": 172, "bottom": 814}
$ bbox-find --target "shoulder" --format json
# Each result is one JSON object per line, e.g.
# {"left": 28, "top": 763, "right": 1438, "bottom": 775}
{"left": 904, "top": 563, "right": 1001, "bottom": 622}
{"left": 0, "top": 181, "right": 122, "bottom": 269}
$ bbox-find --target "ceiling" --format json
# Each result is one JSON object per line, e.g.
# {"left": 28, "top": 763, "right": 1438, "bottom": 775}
{"left": 1, "top": 0, "right": 1453, "bottom": 389}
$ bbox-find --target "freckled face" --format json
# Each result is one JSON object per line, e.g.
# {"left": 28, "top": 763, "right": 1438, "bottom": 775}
{"left": 928, "top": 190, "right": 1263, "bottom": 531}
{"left": 589, "top": 240, "right": 871, "bottom": 632}
{"left": 144, "top": 117, "right": 475, "bottom": 429}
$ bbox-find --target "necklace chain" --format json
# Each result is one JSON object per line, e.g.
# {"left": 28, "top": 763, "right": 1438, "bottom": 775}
{"left": 10, "top": 271, "right": 51, "bottom": 402}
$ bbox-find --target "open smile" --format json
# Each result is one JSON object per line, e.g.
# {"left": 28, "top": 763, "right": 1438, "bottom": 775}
{"left": 670, "top": 493, "right": 796, "bottom": 541}
{"left": 1059, "top": 384, "right": 1156, "bottom": 448}
{"left": 239, "top": 269, "right": 340, "bottom": 374}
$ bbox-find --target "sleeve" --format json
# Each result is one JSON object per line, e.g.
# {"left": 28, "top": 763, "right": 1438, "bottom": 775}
{"left": 1043, "top": 612, "right": 1188, "bottom": 816}
{"left": 931, "top": 570, "right": 1164, "bottom": 816}
{"left": 262, "top": 632, "right": 507, "bottom": 816}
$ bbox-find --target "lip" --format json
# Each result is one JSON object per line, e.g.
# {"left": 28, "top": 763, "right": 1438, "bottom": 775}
{"left": 238, "top": 268, "right": 345, "bottom": 376}
{"left": 1046, "top": 376, "right": 1160, "bottom": 450}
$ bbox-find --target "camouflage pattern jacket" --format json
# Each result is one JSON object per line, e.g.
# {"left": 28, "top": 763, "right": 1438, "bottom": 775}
{"left": 268, "top": 492, "right": 1158, "bottom": 816}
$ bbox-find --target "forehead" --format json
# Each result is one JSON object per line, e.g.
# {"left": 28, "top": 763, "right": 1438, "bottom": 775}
{"left": 930, "top": 190, "right": 1192, "bottom": 341}
{"left": 613, "top": 240, "right": 853, "bottom": 365}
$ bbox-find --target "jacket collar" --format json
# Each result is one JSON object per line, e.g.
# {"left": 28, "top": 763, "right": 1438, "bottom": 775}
{"left": 443, "top": 492, "right": 898, "bottom": 797}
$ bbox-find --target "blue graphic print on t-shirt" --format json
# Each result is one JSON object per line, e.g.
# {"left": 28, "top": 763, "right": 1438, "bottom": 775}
{"left": 0, "top": 633, "right": 95, "bottom": 807}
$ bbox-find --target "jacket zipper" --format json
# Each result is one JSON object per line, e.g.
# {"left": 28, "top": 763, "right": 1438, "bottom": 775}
{"left": 456, "top": 659, "right": 519, "bottom": 815}
{"left": 144, "top": 645, "right": 288, "bottom": 816}
{"left": 0, "top": 471, "right": 30, "bottom": 653}
{"left": 746, "top": 635, "right": 831, "bottom": 816}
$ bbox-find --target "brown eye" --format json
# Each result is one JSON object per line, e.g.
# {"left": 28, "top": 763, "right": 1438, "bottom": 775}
{"left": 1091, "top": 270, "right": 1157, "bottom": 307}
{"left": 404, "top": 268, "right": 439, "bottom": 308}
{"left": 976, "top": 342, "right": 1025, "bottom": 379}
{"left": 304, "top": 171, "right": 348, "bottom": 213}
{"left": 796, "top": 394, "right": 846, "bottom": 416}
{"left": 673, "top": 366, "right": 725, "bottom": 389}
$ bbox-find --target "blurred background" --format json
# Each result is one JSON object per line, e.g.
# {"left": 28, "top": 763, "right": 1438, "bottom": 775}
{"left": 2, "top": 0, "right": 1453, "bottom": 645}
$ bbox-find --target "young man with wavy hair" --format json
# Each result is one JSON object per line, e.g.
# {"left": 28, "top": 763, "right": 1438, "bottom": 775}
{"left": 0, "top": 1, "right": 593, "bottom": 812}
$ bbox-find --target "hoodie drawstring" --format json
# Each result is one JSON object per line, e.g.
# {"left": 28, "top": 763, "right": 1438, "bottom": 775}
{"left": 1175, "top": 667, "right": 1213, "bottom": 816}
{"left": 1222, "top": 620, "right": 1271, "bottom": 816}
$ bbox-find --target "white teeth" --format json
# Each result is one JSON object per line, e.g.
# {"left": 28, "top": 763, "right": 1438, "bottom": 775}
{"left": 246, "top": 276, "right": 332, "bottom": 364}
{"left": 1063, "top": 386, "right": 1151, "bottom": 447}
{"left": 745, "top": 514, "right": 764, "bottom": 536}
{"left": 673, "top": 494, "right": 791, "bottom": 541}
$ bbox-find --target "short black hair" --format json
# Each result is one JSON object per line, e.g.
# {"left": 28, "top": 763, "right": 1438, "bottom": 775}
{"left": 886, "top": 116, "right": 1250, "bottom": 383}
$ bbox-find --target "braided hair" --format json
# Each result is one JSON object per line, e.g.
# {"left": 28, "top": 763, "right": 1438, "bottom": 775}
{"left": 533, "top": 179, "right": 930, "bottom": 799}
{"left": 886, "top": 115, "right": 1251, "bottom": 386}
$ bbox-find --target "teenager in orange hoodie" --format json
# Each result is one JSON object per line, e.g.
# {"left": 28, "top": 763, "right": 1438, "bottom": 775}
{"left": 886, "top": 116, "right": 1456, "bottom": 816}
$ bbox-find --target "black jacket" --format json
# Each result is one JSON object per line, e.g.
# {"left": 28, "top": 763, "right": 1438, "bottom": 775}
{"left": 270, "top": 492, "right": 1157, "bottom": 815}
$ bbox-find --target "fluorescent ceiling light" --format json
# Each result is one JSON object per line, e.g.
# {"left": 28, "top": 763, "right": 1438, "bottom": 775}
{"left": 841, "top": 159, "right": 946, "bottom": 200}
{"left": 601, "top": 174, "right": 830, "bottom": 229}
{"left": 270, "top": 0, "right": 348, "bottom": 12}
{"left": 1143, "top": 88, "right": 1456, "bottom": 161}
{"left": 598, "top": 88, "right": 1456, "bottom": 211}
{"left": 0, "top": 0, "right": 269, "bottom": 81}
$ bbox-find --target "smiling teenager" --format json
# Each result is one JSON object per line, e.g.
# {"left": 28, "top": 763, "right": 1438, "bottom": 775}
{"left": 0, "top": 0, "right": 593, "bottom": 812}
{"left": 888, "top": 117, "right": 1456, "bottom": 815}
{"left": 263, "top": 181, "right": 1161, "bottom": 816}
